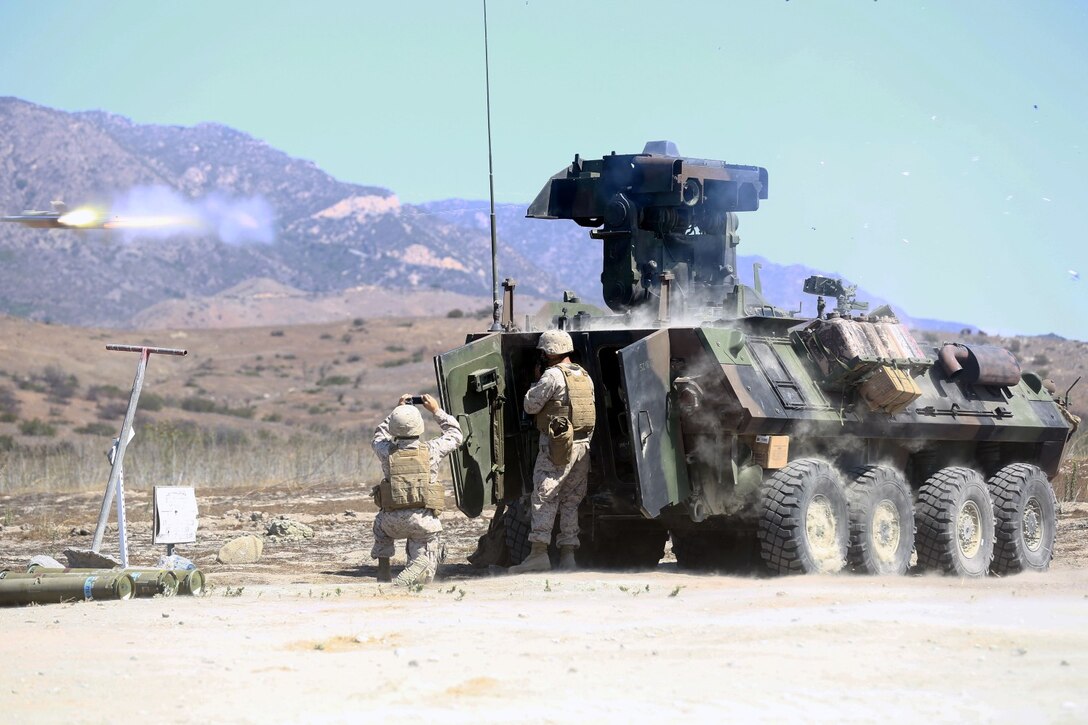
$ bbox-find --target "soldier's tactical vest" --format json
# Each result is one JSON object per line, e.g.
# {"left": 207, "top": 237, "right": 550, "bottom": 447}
{"left": 534, "top": 362, "right": 595, "bottom": 438}
{"left": 379, "top": 445, "right": 445, "bottom": 512}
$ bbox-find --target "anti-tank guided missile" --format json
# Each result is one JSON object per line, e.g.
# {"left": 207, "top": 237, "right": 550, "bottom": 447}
{"left": 2, "top": 200, "right": 198, "bottom": 231}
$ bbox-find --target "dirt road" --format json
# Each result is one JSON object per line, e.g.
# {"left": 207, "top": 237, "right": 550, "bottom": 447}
{"left": 2, "top": 490, "right": 1087, "bottom": 722}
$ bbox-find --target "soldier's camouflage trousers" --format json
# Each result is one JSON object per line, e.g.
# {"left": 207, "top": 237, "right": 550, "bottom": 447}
{"left": 371, "top": 508, "right": 443, "bottom": 583}
{"left": 528, "top": 439, "right": 591, "bottom": 548}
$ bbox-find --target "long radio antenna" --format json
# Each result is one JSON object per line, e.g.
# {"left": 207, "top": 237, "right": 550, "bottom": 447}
{"left": 483, "top": 0, "right": 502, "bottom": 332}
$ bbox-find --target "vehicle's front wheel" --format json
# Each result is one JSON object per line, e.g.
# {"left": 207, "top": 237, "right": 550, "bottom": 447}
{"left": 846, "top": 465, "right": 915, "bottom": 575}
{"left": 758, "top": 459, "right": 849, "bottom": 574}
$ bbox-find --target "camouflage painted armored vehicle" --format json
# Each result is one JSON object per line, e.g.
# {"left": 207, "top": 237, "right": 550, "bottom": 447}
{"left": 436, "top": 142, "right": 1078, "bottom": 576}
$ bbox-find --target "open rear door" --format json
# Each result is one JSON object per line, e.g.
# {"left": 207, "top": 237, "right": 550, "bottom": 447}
{"left": 618, "top": 328, "right": 689, "bottom": 518}
{"left": 435, "top": 334, "right": 505, "bottom": 518}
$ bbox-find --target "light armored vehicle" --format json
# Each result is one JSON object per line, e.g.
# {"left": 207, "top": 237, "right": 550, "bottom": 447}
{"left": 435, "top": 142, "right": 1077, "bottom": 576}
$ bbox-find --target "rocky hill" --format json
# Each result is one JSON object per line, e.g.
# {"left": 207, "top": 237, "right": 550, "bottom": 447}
{"left": 1, "top": 97, "right": 969, "bottom": 329}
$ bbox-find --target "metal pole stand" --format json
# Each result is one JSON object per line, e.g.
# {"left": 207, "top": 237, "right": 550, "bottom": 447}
{"left": 80, "top": 345, "right": 187, "bottom": 566}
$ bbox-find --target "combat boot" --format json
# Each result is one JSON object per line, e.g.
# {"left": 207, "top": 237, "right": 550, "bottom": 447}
{"left": 509, "top": 542, "right": 551, "bottom": 574}
{"left": 558, "top": 545, "right": 577, "bottom": 571}
{"left": 376, "top": 557, "right": 391, "bottom": 583}
{"left": 394, "top": 556, "right": 435, "bottom": 587}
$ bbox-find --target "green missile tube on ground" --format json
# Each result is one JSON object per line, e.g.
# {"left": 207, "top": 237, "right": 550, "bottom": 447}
{"left": 27, "top": 565, "right": 203, "bottom": 596}
{"left": 173, "top": 569, "right": 205, "bottom": 596}
{"left": 0, "top": 571, "right": 134, "bottom": 606}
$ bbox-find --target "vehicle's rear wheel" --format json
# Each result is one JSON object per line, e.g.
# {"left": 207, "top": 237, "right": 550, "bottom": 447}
{"left": 503, "top": 498, "right": 532, "bottom": 566}
{"left": 989, "top": 463, "right": 1058, "bottom": 574}
{"left": 846, "top": 465, "right": 914, "bottom": 575}
{"left": 758, "top": 459, "right": 849, "bottom": 574}
{"left": 915, "top": 467, "right": 995, "bottom": 577}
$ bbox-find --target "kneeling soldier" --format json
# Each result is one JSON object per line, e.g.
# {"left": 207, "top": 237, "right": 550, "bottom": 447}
{"left": 370, "top": 394, "right": 463, "bottom": 586}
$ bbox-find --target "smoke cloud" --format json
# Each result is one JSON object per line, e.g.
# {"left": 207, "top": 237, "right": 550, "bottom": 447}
{"left": 110, "top": 186, "right": 276, "bottom": 245}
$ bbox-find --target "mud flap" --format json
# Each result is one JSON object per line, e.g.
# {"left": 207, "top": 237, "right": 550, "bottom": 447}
{"left": 435, "top": 334, "right": 505, "bottom": 518}
{"left": 618, "top": 329, "right": 690, "bottom": 517}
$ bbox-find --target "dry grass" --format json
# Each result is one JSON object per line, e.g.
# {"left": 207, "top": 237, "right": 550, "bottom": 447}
{"left": 0, "top": 314, "right": 482, "bottom": 494}
{"left": 1, "top": 315, "right": 1086, "bottom": 498}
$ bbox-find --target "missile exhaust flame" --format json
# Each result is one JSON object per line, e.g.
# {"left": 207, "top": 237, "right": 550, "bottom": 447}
{"left": 4, "top": 186, "right": 275, "bottom": 243}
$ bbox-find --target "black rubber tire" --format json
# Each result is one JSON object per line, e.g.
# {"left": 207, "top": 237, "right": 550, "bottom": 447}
{"left": 503, "top": 498, "right": 532, "bottom": 566}
{"left": 576, "top": 524, "right": 666, "bottom": 570}
{"left": 915, "top": 467, "right": 995, "bottom": 577}
{"left": 988, "top": 463, "right": 1058, "bottom": 574}
{"left": 758, "top": 458, "right": 849, "bottom": 574}
{"left": 846, "top": 465, "right": 914, "bottom": 575}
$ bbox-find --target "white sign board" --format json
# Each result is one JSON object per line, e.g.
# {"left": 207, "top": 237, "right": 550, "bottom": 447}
{"left": 153, "top": 486, "right": 198, "bottom": 544}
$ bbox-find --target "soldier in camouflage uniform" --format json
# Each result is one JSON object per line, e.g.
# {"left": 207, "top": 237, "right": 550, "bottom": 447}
{"left": 510, "top": 330, "right": 596, "bottom": 573}
{"left": 370, "top": 393, "right": 463, "bottom": 586}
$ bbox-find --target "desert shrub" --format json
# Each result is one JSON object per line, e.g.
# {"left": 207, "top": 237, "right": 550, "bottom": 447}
{"left": 346, "top": 354, "right": 361, "bottom": 363}
{"left": 97, "top": 401, "right": 130, "bottom": 420}
{"left": 38, "top": 366, "right": 79, "bottom": 402}
{"left": 140, "top": 392, "right": 166, "bottom": 411}
{"left": 380, "top": 357, "right": 412, "bottom": 368}
{"left": 86, "top": 384, "right": 127, "bottom": 401}
{"left": 270, "top": 330, "right": 285, "bottom": 337}
{"left": 320, "top": 333, "right": 333, "bottom": 340}
{"left": 75, "top": 422, "right": 116, "bottom": 436}
{"left": 0, "top": 385, "right": 20, "bottom": 420}
{"left": 352, "top": 317, "right": 366, "bottom": 328}
{"left": 447, "top": 308, "right": 464, "bottom": 318}
{"left": 262, "top": 412, "right": 283, "bottom": 423}
{"left": 385, "top": 345, "right": 405, "bottom": 353}
{"left": 1032, "top": 353, "right": 1050, "bottom": 366}
{"left": 0, "top": 435, "right": 14, "bottom": 452}
{"left": 1006, "top": 339, "right": 1022, "bottom": 353}
{"left": 19, "top": 419, "right": 56, "bottom": 437}
{"left": 317, "top": 374, "right": 350, "bottom": 387}
{"left": 181, "top": 396, "right": 219, "bottom": 413}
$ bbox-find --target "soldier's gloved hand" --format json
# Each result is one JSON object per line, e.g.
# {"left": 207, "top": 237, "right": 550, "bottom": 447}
{"left": 398, "top": 393, "right": 413, "bottom": 406}
{"left": 422, "top": 394, "right": 440, "bottom": 414}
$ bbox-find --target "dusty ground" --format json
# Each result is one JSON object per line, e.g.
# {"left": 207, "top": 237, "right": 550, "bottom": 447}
{"left": 2, "top": 487, "right": 1088, "bottom": 723}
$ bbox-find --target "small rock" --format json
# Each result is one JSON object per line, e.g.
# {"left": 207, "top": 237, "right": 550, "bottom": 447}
{"left": 265, "top": 516, "right": 314, "bottom": 541}
{"left": 343, "top": 510, "right": 357, "bottom": 518}
{"left": 64, "top": 548, "right": 122, "bottom": 569}
{"left": 216, "top": 535, "right": 264, "bottom": 564}
{"left": 224, "top": 509, "right": 242, "bottom": 519}
{"left": 408, "top": 660, "right": 419, "bottom": 668}
{"left": 29, "top": 554, "right": 65, "bottom": 570}
{"left": 68, "top": 527, "right": 91, "bottom": 537}
{"left": 162, "top": 613, "right": 170, "bottom": 619}
{"left": 249, "top": 512, "right": 264, "bottom": 522}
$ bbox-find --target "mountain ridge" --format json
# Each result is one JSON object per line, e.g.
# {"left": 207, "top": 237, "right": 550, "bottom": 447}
{"left": 1, "top": 96, "right": 971, "bottom": 332}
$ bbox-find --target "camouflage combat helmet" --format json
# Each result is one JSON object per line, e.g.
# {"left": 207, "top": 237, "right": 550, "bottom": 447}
{"left": 537, "top": 329, "right": 573, "bottom": 356}
{"left": 389, "top": 405, "right": 424, "bottom": 438}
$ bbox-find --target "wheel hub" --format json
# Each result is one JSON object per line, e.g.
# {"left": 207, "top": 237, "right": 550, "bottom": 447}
{"left": 870, "top": 499, "right": 902, "bottom": 566}
{"left": 957, "top": 500, "right": 983, "bottom": 558}
{"left": 806, "top": 494, "right": 841, "bottom": 571}
{"left": 1023, "top": 496, "right": 1044, "bottom": 552}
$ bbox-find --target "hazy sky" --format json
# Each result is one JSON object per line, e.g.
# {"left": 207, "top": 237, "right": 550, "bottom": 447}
{"left": 1, "top": 1, "right": 1086, "bottom": 339}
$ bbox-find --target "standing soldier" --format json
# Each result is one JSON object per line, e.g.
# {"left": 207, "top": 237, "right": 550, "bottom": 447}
{"left": 371, "top": 394, "right": 463, "bottom": 586}
{"left": 510, "top": 329, "right": 596, "bottom": 573}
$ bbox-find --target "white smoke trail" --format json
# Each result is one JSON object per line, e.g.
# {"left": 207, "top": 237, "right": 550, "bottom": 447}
{"left": 109, "top": 186, "right": 276, "bottom": 244}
